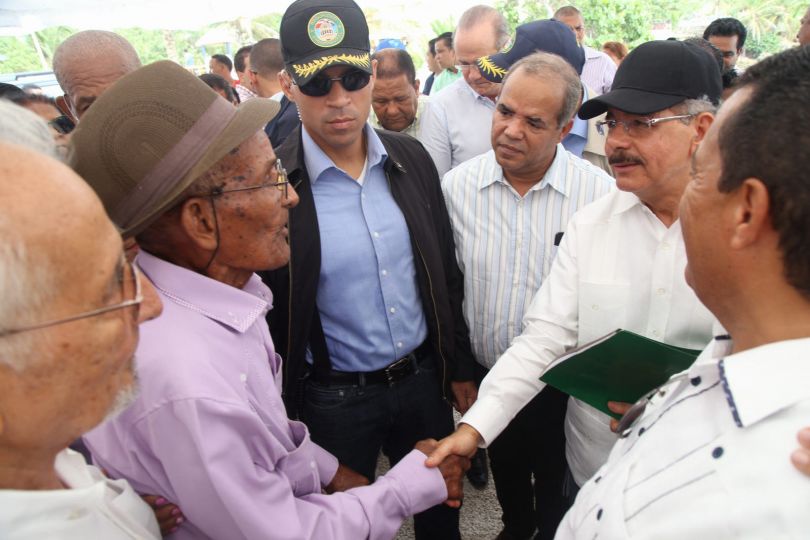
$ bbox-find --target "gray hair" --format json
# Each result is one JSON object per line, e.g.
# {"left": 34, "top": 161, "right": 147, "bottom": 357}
{"left": 0, "top": 215, "right": 53, "bottom": 371}
{"left": 553, "top": 6, "right": 582, "bottom": 19}
{"left": 53, "top": 30, "right": 141, "bottom": 93}
{"left": 674, "top": 96, "right": 718, "bottom": 119}
{"left": 0, "top": 100, "right": 60, "bottom": 160}
{"left": 456, "top": 5, "right": 510, "bottom": 50}
{"left": 503, "top": 52, "right": 583, "bottom": 128}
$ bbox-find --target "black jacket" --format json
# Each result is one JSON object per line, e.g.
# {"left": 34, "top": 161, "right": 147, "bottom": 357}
{"left": 261, "top": 126, "right": 475, "bottom": 415}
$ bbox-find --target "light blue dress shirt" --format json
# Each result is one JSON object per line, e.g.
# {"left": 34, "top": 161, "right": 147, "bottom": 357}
{"left": 303, "top": 125, "right": 428, "bottom": 372}
{"left": 563, "top": 86, "right": 590, "bottom": 158}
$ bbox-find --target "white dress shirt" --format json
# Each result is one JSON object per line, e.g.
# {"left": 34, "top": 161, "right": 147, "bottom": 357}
{"left": 442, "top": 147, "right": 614, "bottom": 368}
{"left": 556, "top": 336, "right": 810, "bottom": 539}
{"left": 417, "top": 78, "right": 496, "bottom": 178}
{"left": 0, "top": 449, "right": 160, "bottom": 539}
{"left": 581, "top": 45, "right": 617, "bottom": 96}
{"left": 462, "top": 189, "right": 715, "bottom": 485}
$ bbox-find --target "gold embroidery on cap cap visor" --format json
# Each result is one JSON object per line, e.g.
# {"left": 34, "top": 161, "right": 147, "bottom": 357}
{"left": 293, "top": 53, "right": 371, "bottom": 79}
{"left": 477, "top": 56, "right": 507, "bottom": 79}
{"left": 308, "top": 11, "right": 346, "bottom": 47}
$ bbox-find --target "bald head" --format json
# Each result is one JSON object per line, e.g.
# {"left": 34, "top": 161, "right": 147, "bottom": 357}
{"left": 53, "top": 30, "right": 141, "bottom": 119}
{"left": 0, "top": 142, "right": 120, "bottom": 369}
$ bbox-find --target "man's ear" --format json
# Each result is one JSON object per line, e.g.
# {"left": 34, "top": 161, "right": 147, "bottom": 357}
{"left": 180, "top": 197, "right": 219, "bottom": 253}
{"left": 279, "top": 70, "right": 295, "bottom": 101}
{"left": 559, "top": 117, "right": 575, "bottom": 141}
{"left": 690, "top": 111, "right": 715, "bottom": 152}
{"left": 730, "top": 178, "right": 771, "bottom": 251}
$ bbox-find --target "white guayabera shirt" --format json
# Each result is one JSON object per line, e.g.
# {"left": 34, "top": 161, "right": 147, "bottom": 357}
{"left": 555, "top": 337, "right": 810, "bottom": 539}
{"left": 0, "top": 449, "right": 160, "bottom": 539}
{"left": 462, "top": 189, "right": 715, "bottom": 485}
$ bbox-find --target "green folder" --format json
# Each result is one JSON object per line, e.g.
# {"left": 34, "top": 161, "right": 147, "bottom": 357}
{"left": 539, "top": 329, "right": 702, "bottom": 418}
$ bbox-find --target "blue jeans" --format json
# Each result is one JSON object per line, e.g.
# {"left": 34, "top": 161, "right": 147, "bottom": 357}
{"left": 303, "top": 356, "right": 460, "bottom": 540}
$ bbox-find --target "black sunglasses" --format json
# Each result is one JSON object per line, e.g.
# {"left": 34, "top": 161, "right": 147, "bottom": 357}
{"left": 296, "top": 69, "right": 371, "bottom": 97}
{"left": 49, "top": 115, "right": 75, "bottom": 135}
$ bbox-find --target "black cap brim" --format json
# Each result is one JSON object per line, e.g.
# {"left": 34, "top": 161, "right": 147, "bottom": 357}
{"left": 477, "top": 54, "right": 509, "bottom": 83}
{"left": 579, "top": 87, "right": 690, "bottom": 119}
{"left": 285, "top": 48, "right": 372, "bottom": 86}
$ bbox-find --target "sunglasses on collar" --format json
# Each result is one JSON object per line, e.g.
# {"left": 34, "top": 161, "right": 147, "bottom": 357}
{"left": 295, "top": 69, "right": 371, "bottom": 97}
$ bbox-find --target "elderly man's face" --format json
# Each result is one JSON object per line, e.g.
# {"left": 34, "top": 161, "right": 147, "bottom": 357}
{"left": 372, "top": 74, "right": 419, "bottom": 132}
{"left": 492, "top": 68, "right": 570, "bottom": 180}
{"left": 63, "top": 56, "right": 132, "bottom": 119}
{"left": 453, "top": 23, "right": 501, "bottom": 100}
{"left": 207, "top": 131, "right": 299, "bottom": 273}
{"left": 0, "top": 157, "right": 162, "bottom": 448}
{"left": 680, "top": 88, "right": 749, "bottom": 302}
{"left": 605, "top": 106, "right": 705, "bottom": 205}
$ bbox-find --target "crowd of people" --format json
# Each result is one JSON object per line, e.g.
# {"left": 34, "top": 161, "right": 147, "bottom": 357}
{"left": 1, "top": 1, "right": 810, "bottom": 539}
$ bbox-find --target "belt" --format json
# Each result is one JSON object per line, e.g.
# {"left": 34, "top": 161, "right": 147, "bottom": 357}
{"left": 311, "top": 341, "right": 431, "bottom": 386}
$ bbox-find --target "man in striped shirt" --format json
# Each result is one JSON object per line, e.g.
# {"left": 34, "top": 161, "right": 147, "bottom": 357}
{"left": 554, "top": 6, "right": 616, "bottom": 95}
{"left": 442, "top": 52, "right": 613, "bottom": 540}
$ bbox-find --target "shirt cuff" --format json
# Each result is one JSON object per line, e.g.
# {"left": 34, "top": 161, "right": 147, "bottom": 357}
{"left": 312, "top": 442, "right": 340, "bottom": 487}
{"left": 460, "top": 394, "right": 511, "bottom": 447}
{"left": 382, "top": 449, "right": 446, "bottom": 515}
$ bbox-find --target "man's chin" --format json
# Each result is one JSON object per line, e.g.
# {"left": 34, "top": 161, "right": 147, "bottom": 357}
{"left": 103, "top": 369, "right": 140, "bottom": 422}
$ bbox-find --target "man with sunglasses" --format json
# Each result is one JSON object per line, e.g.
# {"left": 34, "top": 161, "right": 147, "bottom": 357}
{"left": 0, "top": 142, "right": 164, "bottom": 538}
{"left": 429, "top": 39, "right": 722, "bottom": 500}
{"left": 263, "top": 0, "right": 477, "bottom": 538}
{"left": 75, "top": 60, "right": 468, "bottom": 539}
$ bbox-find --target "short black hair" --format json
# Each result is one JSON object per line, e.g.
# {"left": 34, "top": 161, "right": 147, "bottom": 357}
{"left": 249, "top": 38, "right": 284, "bottom": 77}
{"left": 234, "top": 45, "right": 253, "bottom": 74}
{"left": 436, "top": 31, "right": 453, "bottom": 50}
{"left": 718, "top": 45, "right": 810, "bottom": 297}
{"left": 371, "top": 48, "right": 416, "bottom": 84}
{"left": 199, "top": 73, "right": 239, "bottom": 104}
{"left": 703, "top": 17, "right": 747, "bottom": 50}
{"left": 427, "top": 37, "right": 438, "bottom": 56}
{"left": 211, "top": 53, "right": 233, "bottom": 72}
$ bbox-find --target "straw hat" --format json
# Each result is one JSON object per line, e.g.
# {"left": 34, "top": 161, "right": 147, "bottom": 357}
{"left": 70, "top": 60, "right": 280, "bottom": 237}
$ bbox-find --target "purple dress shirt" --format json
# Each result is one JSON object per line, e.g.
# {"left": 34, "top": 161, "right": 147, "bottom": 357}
{"left": 84, "top": 251, "right": 446, "bottom": 540}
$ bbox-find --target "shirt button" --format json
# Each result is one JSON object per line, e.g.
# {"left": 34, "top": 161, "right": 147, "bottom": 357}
{"left": 638, "top": 427, "right": 646, "bottom": 436}
{"left": 712, "top": 446, "right": 724, "bottom": 459}
{"left": 381, "top": 269, "right": 388, "bottom": 276}
{"left": 397, "top": 342, "right": 403, "bottom": 348}
{"left": 373, "top": 231, "right": 380, "bottom": 238}
{"left": 662, "top": 242, "right": 671, "bottom": 250}
{"left": 596, "top": 508, "right": 603, "bottom": 521}
{"left": 657, "top": 288, "right": 666, "bottom": 295}
{"left": 690, "top": 376, "right": 702, "bottom": 386}
{"left": 389, "top": 307, "right": 396, "bottom": 314}
{"left": 240, "top": 373, "right": 247, "bottom": 382}
{"left": 310, "top": 461, "right": 317, "bottom": 469}
{"left": 592, "top": 304, "right": 599, "bottom": 311}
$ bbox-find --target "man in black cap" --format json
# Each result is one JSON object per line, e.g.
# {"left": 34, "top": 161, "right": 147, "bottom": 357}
{"left": 428, "top": 38, "right": 721, "bottom": 501}
{"left": 262, "top": 0, "right": 477, "bottom": 538}
{"left": 475, "top": 18, "right": 610, "bottom": 174}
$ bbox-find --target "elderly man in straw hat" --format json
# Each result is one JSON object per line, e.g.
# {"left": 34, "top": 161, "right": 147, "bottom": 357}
{"left": 75, "top": 60, "right": 467, "bottom": 540}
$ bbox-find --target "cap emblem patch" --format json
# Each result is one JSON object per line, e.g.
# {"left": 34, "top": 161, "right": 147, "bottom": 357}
{"left": 308, "top": 12, "right": 346, "bottom": 47}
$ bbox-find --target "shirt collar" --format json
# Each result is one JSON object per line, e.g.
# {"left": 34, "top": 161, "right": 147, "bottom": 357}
{"left": 718, "top": 337, "right": 810, "bottom": 428}
{"left": 302, "top": 124, "right": 387, "bottom": 185}
{"left": 569, "top": 85, "right": 589, "bottom": 140}
{"left": 460, "top": 78, "right": 495, "bottom": 105}
{"left": 480, "top": 144, "right": 571, "bottom": 197}
{"left": 137, "top": 250, "right": 272, "bottom": 333}
{"left": 583, "top": 45, "right": 601, "bottom": 60}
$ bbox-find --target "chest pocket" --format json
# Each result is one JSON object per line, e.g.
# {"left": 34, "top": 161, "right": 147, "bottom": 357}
{"left": 578, "top": 281, "right": 629, "bottom": 343}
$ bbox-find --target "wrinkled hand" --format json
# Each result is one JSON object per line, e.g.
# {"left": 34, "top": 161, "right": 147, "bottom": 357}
{"left": 791, "top": 427, "right": 810, "bottom": 476}
{"left": 325, "top": 464, "right": 370, "bottom": 493}
{"left": 415, "top": 439, "right": 471, "bottom": 508}
{"left": 607, "top": 401, "right": 633, "bottom": 433}
{"left": 142, "top": 495, "right": 185, "bottom": 537}
{"left": 450, "top": 381, "right": 478, "bottom": 414}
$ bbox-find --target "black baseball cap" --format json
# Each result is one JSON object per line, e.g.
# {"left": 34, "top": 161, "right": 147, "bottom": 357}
{"left": 477, "top": 19, "right": 585, "bottom": 83}
{"left": 280, "top": 0, "right": 372, "bottom": 86}
{"left": 579, "top": 40, "right": 722, "bottom": 119}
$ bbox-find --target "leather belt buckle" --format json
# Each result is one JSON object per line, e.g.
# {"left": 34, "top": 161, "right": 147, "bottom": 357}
{"left": 384, "top": 355, "right": 412, "bottom": 386}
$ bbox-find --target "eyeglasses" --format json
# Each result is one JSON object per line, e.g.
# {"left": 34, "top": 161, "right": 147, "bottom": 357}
{"left": 596, "top": 114, "right": 695, "bottom": 136}
{"left": 295, "top": 69, "right": 371, "bottom": 97}
{"left": 205, "top": 159, "right": 291, "bottom": 200}
{"left": 0, "top": 256, "right": 143, "bottom": 338}
{"left": 454, "top": 63, "right": 479, "bottom": 72}
{"left": 719, "top": 50, "right": 737, "bottom": 58}
{"left": 48, "top": 115, "right": 75, "bottom": 135}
